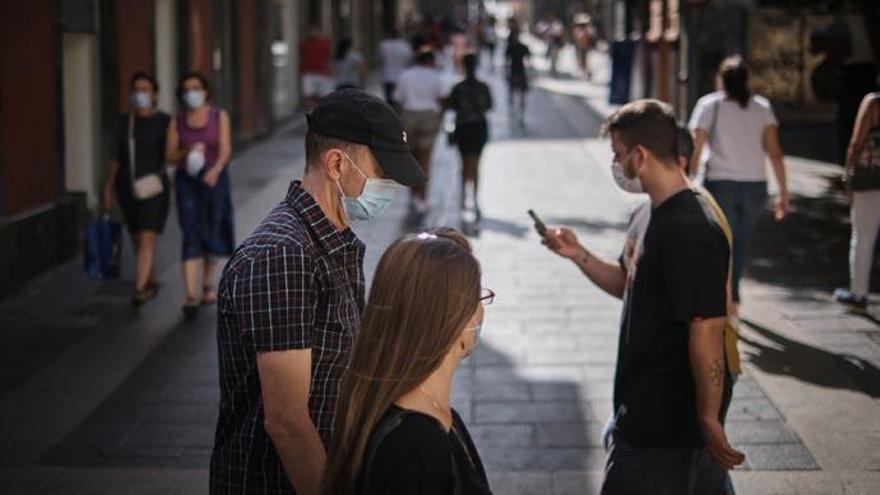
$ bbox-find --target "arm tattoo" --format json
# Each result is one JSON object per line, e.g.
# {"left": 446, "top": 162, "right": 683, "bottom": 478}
{"left": 709, "top": 359, "right": 724, "bottom": 388}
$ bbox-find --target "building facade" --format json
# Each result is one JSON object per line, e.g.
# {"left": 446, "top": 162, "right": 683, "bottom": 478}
{"left": 0, "top": 0, "right": 400, "bottom": 299}
{"left": 0, "top": 0, "right": 303, "bottom": 298}
{"left": 606, "top": 0, "right": 878, "bottom": 162}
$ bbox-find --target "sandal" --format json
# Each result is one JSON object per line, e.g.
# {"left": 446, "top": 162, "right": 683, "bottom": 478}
{"left": 183, "top": 297, "right": 200, "bottom": 319}
{"left": 131, "top": 286, "right": 157, "bottom": 308}
{"left": 202, "top": 285, "right": 217, "bottom": 305}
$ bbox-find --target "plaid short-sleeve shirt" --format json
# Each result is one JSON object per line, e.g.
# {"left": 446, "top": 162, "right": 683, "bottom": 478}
{"left": 210, "top": 181, "right": 365, "bottom": 494}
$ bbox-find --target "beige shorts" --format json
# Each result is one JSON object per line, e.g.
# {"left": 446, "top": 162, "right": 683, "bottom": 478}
{"left": 302, "top": 73, "right": 334, "bottom": 98}
{"left": 401, "top": 110, "right": 441, "bottom": 149}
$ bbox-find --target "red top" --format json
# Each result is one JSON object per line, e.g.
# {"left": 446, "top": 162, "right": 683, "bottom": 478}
{"left": 300, "top": 36, "right": 332, "bottom": 75}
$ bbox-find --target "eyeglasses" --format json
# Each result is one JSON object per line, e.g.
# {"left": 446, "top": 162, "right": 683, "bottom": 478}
{"left": 479, "top": 288, "right": 495, "bottom": 306}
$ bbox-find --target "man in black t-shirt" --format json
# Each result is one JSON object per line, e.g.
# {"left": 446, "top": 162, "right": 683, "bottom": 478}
{"left": 543, "top": 100, "right": 744, "bottom": 494}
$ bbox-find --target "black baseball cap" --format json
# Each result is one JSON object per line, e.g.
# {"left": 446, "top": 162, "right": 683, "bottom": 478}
{"left": 306, "top": 89, "right": 425, "bottom": 187}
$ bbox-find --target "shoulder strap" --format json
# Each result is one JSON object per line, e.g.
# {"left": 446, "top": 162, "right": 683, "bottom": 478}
{"left": 709, "top": 96, "right": 721, "bottom": 138}
{"left": 128, "top": 113, "right": 137, "bottom": 180}
{"left": 871, "top": 93, "right": 880, "bottom": 132}
{"left": 702, "top": 97, "right": 722, "bottom": 174}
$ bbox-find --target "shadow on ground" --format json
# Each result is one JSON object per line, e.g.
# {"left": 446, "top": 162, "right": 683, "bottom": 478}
{"left": 41, "top": 311, "right": 218, "bottom": 469}
{"left": 746, "top": 175, "right": 880, "bottom": 294}
{"left": 740, "top": 318, "right": 880, "bottom": 398}
{"left": 37, "top": 322, "right": 601, "bottom": 494}
{"left": 465, "top": 343, "right": 602, "bottom": 494}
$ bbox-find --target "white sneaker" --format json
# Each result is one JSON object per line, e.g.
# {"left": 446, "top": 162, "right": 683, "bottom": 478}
{"left": 463, "top": 183, "right": 476, "bottom": 211}
{"left": 462, "top": 208, "right": 477, "bottom": 224}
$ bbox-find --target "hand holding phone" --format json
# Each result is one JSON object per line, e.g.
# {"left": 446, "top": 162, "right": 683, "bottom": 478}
{"left": 528, "top": 209, "right": 547, "bottom": 237}
{"left": 531, "top": 210, "right": 583, "bottom": 260}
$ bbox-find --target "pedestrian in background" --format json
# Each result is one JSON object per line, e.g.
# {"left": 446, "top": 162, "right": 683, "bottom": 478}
{"left": 447, "top": 52, "right": 493, "bottom": 224}
{"left": 394, "top": 48, "right": 447, "bottom": 215}
{"left": 380, "top": 28, "right": 414, "bottom": 104}
{"left": 450, "top": 28, "right": 469, "bottom": 75}
{"left": 481, "top": 16, "right": 498, "bottom": 72}
{"left": 689, "top": 55, "right": 789, "bottom": 312}
{"left": 334, "top": 38, "right": 366, "bottom": 90}
{"left": 504, "top": 28, "right": 531, "bottom": 126}
{"left": 544, "top": 15, "right": 566, "bottom": 76}
{"left": 572, "top": 14, "right": 595, "bottom": 80}
{"left": 835, "top": 90, "right": 880, "bottom": 313}
{"left": 209, "top": 90, "right": 423, "bottom": 495}
{"left": 322, "top": 228, "right": 493, "bottom": 495}
{"left": 165, "top": 72, "right": 234, "bottom": 317}
{"left": 103, "top": 72, "right": 171, "bottom": 307}
{"left": 543, "top": 100, "right": 744, "bottom": 494}
{"left": 300, "top": 26, "right": 334, "bottom": 110}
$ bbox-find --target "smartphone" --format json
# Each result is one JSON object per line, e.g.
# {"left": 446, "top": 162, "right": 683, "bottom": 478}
{"left": 527, "top": 209, "right": 547, "bottom": 237}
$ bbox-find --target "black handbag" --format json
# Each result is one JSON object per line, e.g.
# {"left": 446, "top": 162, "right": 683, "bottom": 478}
{"left": 849, "top": 165, "right": 880, "bottom": 191}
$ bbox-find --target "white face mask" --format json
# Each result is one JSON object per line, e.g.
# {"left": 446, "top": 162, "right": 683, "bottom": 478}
{"left": 611, "top": 161, "right": 644, "bottom": 193}
{"left": 460, "top": 315, "right": 484, "bottom": 359}
{"left": 131, "top": 91, "right": 152, "bottom": 110}
{"left": 184, "top": 89, "right": 207, "bottom": 109}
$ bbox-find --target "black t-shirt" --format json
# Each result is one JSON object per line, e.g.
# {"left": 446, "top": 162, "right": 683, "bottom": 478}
{"left": 613, "top": 189, "right": 729, "bottom": 448}
{"left": 448, "top": 78, "right": 493, "bottom": 125}
{"left": 115, "top": 112, "right": 171, "bottom": 184}
{"left": 504, "top": 41, "right": 530, "bottom": 76}
{"left": 361, "top": 406, "right": 492, "bottom": 495}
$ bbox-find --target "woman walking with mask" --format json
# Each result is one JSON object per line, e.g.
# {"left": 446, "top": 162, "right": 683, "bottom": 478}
{"left": 103, "top": 72, "right": 171, "bottom": 307}
{"left": 166, "top": 72, "right": 234, "bottom": 317}
{"left": 322, "top": 228, "right": 494, "bottom": 495}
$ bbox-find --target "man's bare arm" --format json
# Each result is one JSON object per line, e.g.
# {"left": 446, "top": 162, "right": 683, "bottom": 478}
{"left": 570, "top": 245, "right": 627, "bottom": 299}
{"left": 689, "top": 316, "right": 745, "bottom": 469}
{"left": 690, "top": 128, "right": 708, "bottom": 178}
{"left": 542, "top": 227, "right": 627, "bottom": 299}
{"left": 258, "top": 349, "right": 325, "bottom": 495}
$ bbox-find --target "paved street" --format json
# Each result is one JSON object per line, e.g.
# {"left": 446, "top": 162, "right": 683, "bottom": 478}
{"left": 1, "top": 46, "right": 879, "bottom": 495}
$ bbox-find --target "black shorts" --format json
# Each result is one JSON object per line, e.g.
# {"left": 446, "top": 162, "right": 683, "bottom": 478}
{"left": 455, "top": 120, "right": 489, "bottom": 155}
{"left": 508, "top": 73, "right": 528, "bottom": 91}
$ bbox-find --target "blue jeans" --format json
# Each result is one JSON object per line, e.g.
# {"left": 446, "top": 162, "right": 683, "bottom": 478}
{"left": 704, "top": 180, "right": 768, "bottom": 303}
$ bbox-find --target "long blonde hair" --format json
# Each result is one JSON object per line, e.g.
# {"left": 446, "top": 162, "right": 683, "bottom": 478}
{"left": 321, "top": 228, "right": 480, "bottom": 495}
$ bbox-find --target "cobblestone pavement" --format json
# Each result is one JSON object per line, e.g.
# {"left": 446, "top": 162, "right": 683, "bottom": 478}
{"left": 1, "top": 47, "right": 879, "bottom": 494}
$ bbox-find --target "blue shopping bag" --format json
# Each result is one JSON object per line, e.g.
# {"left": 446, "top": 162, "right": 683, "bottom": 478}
{"left": 84, "top": 215, "right": 122, "bottom": 279}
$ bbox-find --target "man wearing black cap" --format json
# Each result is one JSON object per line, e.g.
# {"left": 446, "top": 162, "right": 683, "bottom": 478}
{"left": 209, "top": 89, "right": 424, "bottom": 495}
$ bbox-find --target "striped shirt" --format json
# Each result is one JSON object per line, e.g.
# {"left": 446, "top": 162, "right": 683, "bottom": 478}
{"left": 210, "top": 181, "right": 365, "bottom": 494}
